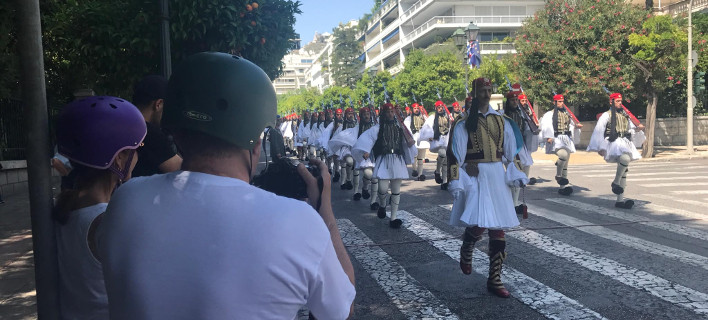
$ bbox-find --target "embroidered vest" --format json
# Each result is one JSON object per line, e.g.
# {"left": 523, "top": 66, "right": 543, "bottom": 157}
{"left": 411, "top": 114, "right": 425, "bottom": 134}
{"left": 465, "top": 114, "right": 505, "bottom": 163}
{"left": 555, "top": 109, "right": 571, "bottom": 133}
{"left": 604, "top": 110, "right": 630, "bottom": 137}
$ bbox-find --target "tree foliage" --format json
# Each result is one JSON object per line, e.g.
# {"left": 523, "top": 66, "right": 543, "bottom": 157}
{"left": 513, "top": 0, "right": 648, "bottom": 110}
{"left": 5, "top": 0, "right": 301, "bottom": 103}
{"left": 330, "top": 23, "right": 363, "bottom": 88}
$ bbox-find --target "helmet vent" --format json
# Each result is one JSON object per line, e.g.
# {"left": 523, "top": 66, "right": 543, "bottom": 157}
{"left": 217, "top": 98, "right": 228, "bottom": 111}
{"left": 90, "top": 103, "right": 97, "bottom": 108}
{"left": 232, "top": 55, "right": 240, "bottom": 60}
{"left": 116, "top": 99, "right": 124, "bottom": 102}
{"left": 109, "top": 103, "right": 118, "bottom": 109}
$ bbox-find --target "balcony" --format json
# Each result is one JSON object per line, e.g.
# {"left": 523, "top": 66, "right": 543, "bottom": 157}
{"left": 666, "top": 0, "right": 708, "bottom": 16}
{"left": 479, "top": 43, "right": 515, "bottom": 52}
{"left": 401, "top": 0, "right": 433, "bottom": 20}
{"left": 367, "top": 0, "right": 398, "bottom": 30}
{"left": 403, "top": 16, "right": 527, "bottom": 43}
{"left": 387, "top": 64, "right": 404, "bottom": 75}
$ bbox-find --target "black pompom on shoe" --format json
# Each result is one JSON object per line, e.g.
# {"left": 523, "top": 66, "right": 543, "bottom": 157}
{"left": 353, "top": 193, "right": 362, "bottom": 201}
{"left": 611, "top": 183, "right": 624, "bottom": 195}
{"left": 333, "top": 172, "right": 340, "bottom": 183}
{"left": 441, "top": 182, "right": 448, "bottom": 190}
{"left": 615, "top": 200, "right": 634, "bottom": 209}
{"left": 528, "top": 177, "right": 537, "bottom": 185}
{"left": 370, "top": 202, "right": 380, "bottom": 211}
{"left": 411, "top": 170, "right": 419, "bottom": 177}
{"left": 377, "top": 206, "right": 387, "bottom": 219}
{"left": 558, "top": 186, "right": 573, "bottom": 196}
{"left": 362, "top": 189, "right": 371, "bottom": 199}
{"left": 418, "top": 174, "right": 426, "bottom": 181}
{"left": 435, "top": 172, "right": 443, "bottom": 184}
{"left": 555, "top": 176, "right": 569, "bottom": 186}
{"left": 389, "top": 219, "right": 403, "bottom": 229}
{"left": 346, "top": 181, "right": 353, "bottom": 190}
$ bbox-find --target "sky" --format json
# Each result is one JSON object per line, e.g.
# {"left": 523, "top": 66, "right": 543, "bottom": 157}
{"left": 294, "top": 0, "right": 373, "bottom": 43}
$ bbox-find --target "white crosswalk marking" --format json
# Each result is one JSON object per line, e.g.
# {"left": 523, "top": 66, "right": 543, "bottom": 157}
{"left": 525, "top": 204, "right": 708, "bottom": 271}
{"left": 585, "top": 171, "right": 695, "bottom": 178}
{"left": 671, "top": 190, "right": 708, "bottom": 195}
{"left": 394, "top": 210, "right": 607, "bottom": 320}
{"left": 629, "top": 176, "right": 708, "bottom": 182}
{"left": 643, "top": 194, "right": 707, "bottom": 207}
{"left": 641, "top": 182, "right": 708, "bottom": 187}
{"left": 337, "top": 219, "right": 459, "bottom": 319}
{"left": 546, "top": 198, "right": 708, "bottom": 242}
{"left": 433, "top": 207, "right": 708, "bottom": 316}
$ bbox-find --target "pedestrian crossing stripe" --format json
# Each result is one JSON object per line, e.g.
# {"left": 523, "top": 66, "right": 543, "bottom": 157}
{"left": 671, "top": 190, "right": 708, "bottom": 195}
{"left": 525, "top": 204, "right": 708, "bottom": 271}
{"left": 546, "top": 198, "right": 708, "bottom": 242}
{"left": 583, "top": 171, "right": 698, "bottom": 178}
{"left": 643, "top": 194, "right": 708, "bottom": 207}
{"left": 392, "top": 210, "right": 607, "bottom": 320}
{"left": 431, "top": 206, "right": 708, "bottom": 315}
{"left": 337, "top": 219, "right": 459, "bottom": 319}
{"left": 547, "top": 166, "right": 708, "bottom": 175}
{"left": 630, "top": 176, "right": 708, "bottom": 182}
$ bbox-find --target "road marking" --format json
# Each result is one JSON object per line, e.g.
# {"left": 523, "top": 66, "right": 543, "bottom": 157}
{"left": 434, "top": 207, "right": 708, "bottom": 316}
{"left": 395, "top": 210, "right": 607, "bottom": 320}
{"left": 671, "top": 190, "right": 708, "bottom": 195}
{"left": 628, "top": 176, "right": 707, "bottom": 182}
{"left": 560, "top": 165, "right": 708, "bottom": 174}
{"left": 642, "top": 182, "right": 708, "bottom": 187}
{"left": 525, "top": 204, "right": 708, "bottom": 271}
{"left": 584, "top": 171, "right": 696, "bottom": 178}
{"left": 337, "top": 219, "right": 458, "bottom": 320}
{"left": 546, "top": 198, "right": 708, "bottom": 242}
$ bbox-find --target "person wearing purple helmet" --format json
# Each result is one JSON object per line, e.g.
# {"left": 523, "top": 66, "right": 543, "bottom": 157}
{"left": 53, "top": 96, "right": 146, "bottom": 319}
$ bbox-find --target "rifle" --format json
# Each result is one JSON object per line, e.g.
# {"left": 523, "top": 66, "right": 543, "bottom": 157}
{"left": 552, "top": 89, "right": 581, "bottom": 126}
{"left": 516, "top": 83, "right": 541, "bottom": 134}
{"left": 601, "top": 86, "right": 641, "bottom": 127}
{"left": 394, "top": 105, "right": 416, "bottom": 147}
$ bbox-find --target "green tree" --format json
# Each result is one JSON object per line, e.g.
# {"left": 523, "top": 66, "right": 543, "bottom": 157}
{"left": 388, "top": 49, "right": 465, "bottom": 111}
{"left": 513, "top": 0, "right": 648, "bottom": 109}
{"left": 628, "top": 15, "right": 687, "bottom": 157}
{"left": 40, "top": 0, "right": 301, "bottom": 101}
{"left": 330, "top": 23, "right": 363, "bottom": 88}
{"left": 277, "top": 87, "right": 321, "bottom": 114}
{"left": 353, "top": 70, "right": 393, "bottom": 108}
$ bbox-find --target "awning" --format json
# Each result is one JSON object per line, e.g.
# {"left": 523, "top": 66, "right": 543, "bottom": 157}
{"left": 381, "top": 29, "right": 400, "bottom": 44}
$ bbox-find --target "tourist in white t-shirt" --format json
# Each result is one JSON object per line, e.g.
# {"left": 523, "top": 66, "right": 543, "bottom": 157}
{"left": 53, "top": 96, "right": 147, "bottom": 319}
{"left": 98, "top": 52, "right": 355, "bottom": 320}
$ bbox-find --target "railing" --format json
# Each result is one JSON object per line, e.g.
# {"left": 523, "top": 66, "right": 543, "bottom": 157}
{"left": 404, "top": 16, "right": 527, "bottom": 43}
{"left": 387, "top": 64, "right": 404, "bottom": 75}
{"left": 479, "top": 43, "right": 516, "bottom": 51}
{"left": 666, "top": 0, "right": 708, "bottom": 16}
{"left": 401, "top": 0, "right": 432, "bottom": 20}
{"left": 367, "top": 0, "right": 398, "bottom": 30}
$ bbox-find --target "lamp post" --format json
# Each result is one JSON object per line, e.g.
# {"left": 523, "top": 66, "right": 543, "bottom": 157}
{"left": 369, "top": 66, "right": 378, "bottom": 106}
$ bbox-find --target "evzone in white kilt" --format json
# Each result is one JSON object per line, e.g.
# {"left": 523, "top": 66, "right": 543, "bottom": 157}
{"left": 352, "top": 115, "right": 417, "bottom": 229}
{"left": 586, "top": 96, "right": 646, "bottom": 209}
{"left": 540, "top": 101, "right": 582, "bottom": 195}
{"left": 404, "top": 108, "right": 430, "bottom": 181}
{"left": 503, "top": 94, "right": 540, "bottom": 217}
{"left": 419, "top": 110, "right": 451, "bottom": 189}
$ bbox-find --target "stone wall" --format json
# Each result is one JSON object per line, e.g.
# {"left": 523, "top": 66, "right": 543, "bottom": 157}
{"left": 575, "top": 116, "right": 708, "bottom": 148}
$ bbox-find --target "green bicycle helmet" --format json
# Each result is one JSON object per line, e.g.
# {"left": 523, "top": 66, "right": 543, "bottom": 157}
{"left": 163, "top": 52, "right": 277, "bottom": 149}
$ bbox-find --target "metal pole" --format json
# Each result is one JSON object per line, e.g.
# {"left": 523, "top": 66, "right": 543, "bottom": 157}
{"left": 688, "top": 0, "right": 695, "bottom": 154}
{"left": 14, "top": 0, "right": 59, "bottom": 318}
{"left": 160, "top": 0, "right": 172, "bottom": 78}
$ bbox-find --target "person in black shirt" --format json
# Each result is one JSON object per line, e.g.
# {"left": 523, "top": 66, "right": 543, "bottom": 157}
{"left": 131, "top": 75, "right": 182, "bottom": 177}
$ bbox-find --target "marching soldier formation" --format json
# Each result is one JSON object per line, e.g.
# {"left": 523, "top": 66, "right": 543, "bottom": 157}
{"left": 279, "top": 76, "right": 647, "bottom": 298}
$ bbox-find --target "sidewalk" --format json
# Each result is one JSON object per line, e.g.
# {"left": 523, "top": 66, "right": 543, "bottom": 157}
{"left": 1, "top": 145, "right": 707, "bottom": 319}
{"left": 532, "top": 145, "right": 708, "bottom": 165}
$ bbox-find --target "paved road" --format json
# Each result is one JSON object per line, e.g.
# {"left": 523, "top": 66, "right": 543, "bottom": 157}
{"left": 327, "top": 157, "right": 708, "bottom": 320}
{"left": 2, "top": 156, "right": 707, "bottom": 319}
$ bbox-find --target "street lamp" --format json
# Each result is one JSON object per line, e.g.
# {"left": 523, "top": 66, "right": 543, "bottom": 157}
{"left": 452, "top": 28, "right": 466, "bottom": 47}
{"left": 465, "top": 22, "right": 480, "bottom": 43}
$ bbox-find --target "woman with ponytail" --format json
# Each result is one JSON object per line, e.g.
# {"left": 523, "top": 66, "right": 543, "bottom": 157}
{"left": 53, "top": 96, "right": 146, "bottom": 319}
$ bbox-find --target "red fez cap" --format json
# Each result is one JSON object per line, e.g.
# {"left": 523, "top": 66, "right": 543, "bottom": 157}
{"left": 609, "top": 93, "right": 622, "bottom": 100}
{"left": 553, "top": 94, "right": 564, "bottom": 101}
{"left": 452, "top": 101, "right": 460, "bottom": 107}
{"left": 506, "top": 91, "right": 519, "bottom": 99}
{"left": 473, "top": 77, "right": 492, "bottom": 89}
{"left": 382, "top": 103, "right": 394, "bottom": 111}
{"left": 518, "top": 94, "right": 527, "bottom": 100}
{"left": 345, "top": 107, "right": 354, "bottom": 114}
{"left": 411, "top": 103, "right": 419, "bottom": 109}
{"left": 360, "top": 106, "right": 370, "bottom": 114}
{"left": 405, "top": 106, "right": 410, "bottom": 111}
{"left": 435, "top": 100, "right": 444, "bottom": 107}
{"left": 335, "top": 108, "right": 343, "bottom": 115}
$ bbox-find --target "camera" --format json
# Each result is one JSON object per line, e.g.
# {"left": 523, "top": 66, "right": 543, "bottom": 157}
{"left": 252, "top": 158, "right": 320, "bottom": 200}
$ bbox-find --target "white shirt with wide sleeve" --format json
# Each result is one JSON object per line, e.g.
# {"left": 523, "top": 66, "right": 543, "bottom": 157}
{"left": 586, "top": 111, "right": 644, "bottom": 163}
{"left": 98, "top": 172, "right": 355, "bottom": 320}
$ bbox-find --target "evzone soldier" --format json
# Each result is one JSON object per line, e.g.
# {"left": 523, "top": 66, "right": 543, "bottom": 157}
{"left": 541, "top": 94, "right": 583, "bottom": 196}
{"left": 503, "top": 89, "right": 540, "bottom": 217}
{"left": 329, "top": 107, "right": 376, "bottom": 197}
{"left": 353, "top": 103, "right": 417, "bottom": 228}
{"left": 447, "top": 77, "right": 527, "bottom": 298}
{"left": 450, "top": 101, "right": 463, "bottom": 120}
{"left": 320, "top": 108, "right": 344, "bottom": 182}
{"left": 307, "top": 111, "right": 321, "bottom": 160}
{"left": 334, "top": 108, "right": 358, "bottom": 190}
{"left": 295, "top": 110, "right": 310, "bottom": 161}
{"left": 587, "top": 92, "right": 646, "bottom": 209}
{"left": 404, "top": 103, "right": 429, "bottom": 181}
{"left": 280, "top": 114, "right": 294, "bottom": 155}
{"left": 420, "top": 100, "right": 453, "bottom": 190}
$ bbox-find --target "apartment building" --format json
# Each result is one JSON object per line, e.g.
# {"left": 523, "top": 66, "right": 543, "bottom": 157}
{"left": 359, "top": 0, "right": 546, "bottom": 74}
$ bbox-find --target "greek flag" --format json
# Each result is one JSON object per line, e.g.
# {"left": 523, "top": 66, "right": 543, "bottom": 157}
{"left": 467, "top": 40, "right": 482, "bottom": 69}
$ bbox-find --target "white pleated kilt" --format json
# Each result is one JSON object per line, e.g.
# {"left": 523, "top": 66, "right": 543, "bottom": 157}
{"left": 428, "top": 135, "right": 449, "bottom": 153}
{"left": 356, "top": 158, "right": 375, "bottom": 169}
{"left": 413, "top": 132, "right": 431, "bottom": 149}
{"left": 547, "top": 134, "right": 576, "bottom": 154}
{"left": 336, "top": 146, "right": 352, "bottom": 159}
{"left": 449, "top": 162, "right": 520, "bottom": 229}
{"left": 600, "top": 137, "right": 642, "bottom": 163}
{"left": 373, "top": 154, "right": 410, "bottom": 179}
{"left": 517, "top": 144, "right": 534, "bottom": 167}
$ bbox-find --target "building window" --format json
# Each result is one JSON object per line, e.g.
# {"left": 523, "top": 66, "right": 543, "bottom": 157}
{"left": 479, "top": 32, "right": 510, "bottom": 42}
{"left": 301, "top": 59, "right": 313, "bottom": 63}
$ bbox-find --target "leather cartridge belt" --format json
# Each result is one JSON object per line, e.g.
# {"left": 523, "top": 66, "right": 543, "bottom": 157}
{"left": 464, "top": 150, "right": 503, "bottom": 163}
{"left": 554, "top": 131, "right": 571, "bottom": 137}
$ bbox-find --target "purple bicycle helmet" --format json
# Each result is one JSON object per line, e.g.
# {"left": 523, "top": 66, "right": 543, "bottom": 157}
{"left": 57, "top": 96, "right": 147, "bottom": 172}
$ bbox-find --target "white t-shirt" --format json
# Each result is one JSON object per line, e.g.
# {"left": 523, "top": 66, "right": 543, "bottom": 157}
{"left": 55, "top": 203, "right": 108, "bottom": 319}
{"left": 98, "top": 171, "right": 355, "bottom": 320}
